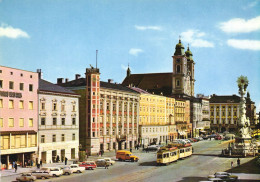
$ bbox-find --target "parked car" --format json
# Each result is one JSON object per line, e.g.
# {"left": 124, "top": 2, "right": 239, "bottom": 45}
{"left": 61, "top": 166, "right": 73, "bottom": 175}
{"left": 96, "top": 159, "right": 109, "bottom": 167}
{"left": 104, "top": 158, "right": 115, "bottom": 165}
{"left": 215, "top": 135, "right": 222, "bottom": 140}
{"left": 202, "top": 135, "right": 209, "bottom": 140}
{"left": 31, "top": 170, "right": 52, "bottom": 179}
{"left": 145, "top": 145, "right": 160, "bottom": 151}
{"left": 79, "top": 161, "right": 97, "bottom": 170}
{"left": 16, "top": 173, "right": 36, "bottom": 182}
{"left": 208, "top": 172, "right": 238, "bottom": 181}
{"left": 41, "top": 167, "right": 63, "bottom": 177}
{"left": 69, "top": 164, "right": 85, "bottom": 173}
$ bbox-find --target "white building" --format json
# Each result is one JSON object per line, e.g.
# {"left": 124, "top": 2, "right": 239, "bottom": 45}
{"left": 38, "top": 78, "right": 80, "bottom": 163}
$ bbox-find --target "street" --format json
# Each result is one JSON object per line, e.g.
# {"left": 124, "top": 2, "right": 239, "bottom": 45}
{"left": 2, "top": 140, "right": 259, "bottom": 182}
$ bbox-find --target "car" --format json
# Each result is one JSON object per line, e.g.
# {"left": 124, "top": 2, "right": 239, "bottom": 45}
{"left": 215, "top": 135, "right": 222, "bottom": 140}
{"left": 104, "top": 158, "right": 115, "bottom": 165}
{"left": 208, "top": 172, "right": 238, "bottom": 181}
{"left": 41, "top": 167, "right": 63, "bottom": 177}
{"left": 202, "top": 136, "right": 209, "bottom": 140}
{"left": 61, "top": 166, "right": 73, "bottom": 175}
{"left": 16, "top": 173, "right": 37, "bottom": 182}
{"left": 96, "top": 159, "right": 109, "bottom": 167}
{"left": 145, "top": 145, "right": 160, "bottom": 151}
{"left": 79, "top": 161, "right": 97, "bottom": 170}
{"left": 69, "top": 164, "right": 85, "bottom": 173}
{"left": 116, "top": 150, "right": 139, "bottom": 162}
{"left": 31, "top": 170, "right": 52, "bottom": 179}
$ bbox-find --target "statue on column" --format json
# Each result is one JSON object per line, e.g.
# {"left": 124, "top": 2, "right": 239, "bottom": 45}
{"left": 237, "top": 76, "right": 251, "bottom": 139}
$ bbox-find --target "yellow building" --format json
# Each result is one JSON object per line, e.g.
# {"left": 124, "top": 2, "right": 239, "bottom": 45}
{"left": 130, "top": 87, "right": 170, "bottom": 146}
{"left": 174, "top": 99, "right": 187, "bottom": 138}
{"left": 166, "top": 97, "right": 177, "bottom": 141}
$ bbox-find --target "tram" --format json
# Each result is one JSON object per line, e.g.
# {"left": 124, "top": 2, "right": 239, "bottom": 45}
{"left": 156, "top": 143, "right": 192, "bottom": 165}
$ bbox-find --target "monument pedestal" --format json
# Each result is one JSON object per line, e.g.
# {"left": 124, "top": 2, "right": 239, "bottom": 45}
{"left": 231, "top": 137, "right": 257, "bottom": 157}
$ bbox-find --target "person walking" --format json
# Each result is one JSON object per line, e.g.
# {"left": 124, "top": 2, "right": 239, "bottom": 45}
{"left": 237, "top": 158, "right": 240, "bottom": 166}
{"left": 14, "top": 162, "right": 17, "bottom": 173}
{"left": 105, "top": 162, "right": 109, "bottom": 169}
{"left": 56, "top": 155, "right": 60, "bottom": 163}
{"left": 65, "top": 157, "right": 68, "bottom": 165}
{"left": 231, "top": 161, "right": 233, "bottom": 168}
{"left": 40, "top": 159, "right": 42, "bottom": 167}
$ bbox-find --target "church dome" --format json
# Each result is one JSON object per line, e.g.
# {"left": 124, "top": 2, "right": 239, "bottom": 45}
{"left": 174, "top": 39, "right": 185, "bottom": 56}
{"left": 185, "top": 45, "right": 193, "bottom": 61}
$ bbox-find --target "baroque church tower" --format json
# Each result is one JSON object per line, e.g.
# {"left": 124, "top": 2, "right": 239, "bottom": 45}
{"left": 172, "top": 39, "right": 195, "bottom": 97}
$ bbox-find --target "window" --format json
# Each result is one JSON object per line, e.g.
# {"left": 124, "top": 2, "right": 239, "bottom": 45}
{"left": 19, "top": 100, "right": 24, "bottom": 109}
{"left": 53, "top": 118, "right": 57, "bottom": 125}
{"left": 9, "top": 100, "right": 14, "bottom": 109}
{"left": 29, "top": 101, "right": 33, "bottom": 110}
{"left": 0, "top": 99, "right": 3, "bottom": 108}
{"left": 19, "top": 83, "right": 24, "bottom": 91}
{"left": 61, "top": 118, "right": 65, "bottom": 125}
{"left": 0, "top": 118, "right": 3, "bottom": 127}
{"left": 9, "top": 81, "right": 14, "bottom": 89}
{"left": 8, "top": 118, "right": 14, "bottom": 127}
{"left": 72, "top": 133, "right": 76, "bottom": 141}
{"left": 176, "top": 65, "right": 181, "bottom": 73}
{"left": 28, "top": 118, "right": 33, "bottom": 127}
{"left": 19, "top": 118, "right": 24, "bottom": 127}
{"left": 52, "top": 135, "right": 56, "bottom": 142}
{"left": 41, "top": 103, "right": 45, "bottom": 110}
{"left": 72, "top": 104, "right": 76, "bottom": 111}
{"left": 61, "top": 134, "right": 65, "bottom": 142}
{"left": 61, "top": 104, "right": 65, "bottom": 112}
{"left": 72, "top": 118, "right": 76, "bottom": 125}
{"left": 29, "top": 84, "right": 33, "bottom": 91}
{"left": 176, "top": 80, "right": 180, "bottom": 87}
{"left": 53, "top": 103, "right": 57, "bottom": 111}
{"left": 41, "top": 135, "right": 45, "bottom": 143}
{"left": 0, "top": 80, "right": 3, "bottom": 88}
{"left": 20, "top": 73, "right": 23, "bottom": 77}
{"left": 41, "top": 118, "right": 46, "bottom": 125}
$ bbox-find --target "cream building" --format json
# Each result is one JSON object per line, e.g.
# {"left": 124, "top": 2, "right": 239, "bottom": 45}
{"left": 38, "top": 78, "right": 80, "bottom": 163}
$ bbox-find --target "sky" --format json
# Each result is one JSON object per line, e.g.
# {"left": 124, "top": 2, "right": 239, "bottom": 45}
{"left": 0, "top": 0, "right": 260, "bottom": 111}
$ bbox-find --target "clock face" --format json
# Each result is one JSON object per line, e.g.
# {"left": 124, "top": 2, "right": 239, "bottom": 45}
{"left": 176, "top": 59, "right": 181, "bottom": 63}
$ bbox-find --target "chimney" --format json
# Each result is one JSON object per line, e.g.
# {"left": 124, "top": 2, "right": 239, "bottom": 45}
{"left": 37, "top": 69, "right": 42, "bottom": 79}
{"left": 75, "top": 74, "right": 81, "bottom": 80}
{"left": 57, "top": 78, "right": 64, "bottom": 84}
{"left": 108, "top": 79, "right": 113, "bottom": 83}
{"left": 65, "top": 78, "right": 69, "bottom": 83}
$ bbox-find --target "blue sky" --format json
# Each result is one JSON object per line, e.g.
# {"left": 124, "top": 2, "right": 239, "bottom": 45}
{"left": 0, "top": 0, "right": 260, "bottom": 111}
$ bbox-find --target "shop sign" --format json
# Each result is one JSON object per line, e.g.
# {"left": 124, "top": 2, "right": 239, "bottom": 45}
{"left": 0, "top": 91, "right": 22, "bottom": 98}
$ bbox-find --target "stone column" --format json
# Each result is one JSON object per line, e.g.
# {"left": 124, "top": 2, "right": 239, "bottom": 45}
{"left": 104, "top": 98, "right": 107, "bottom": 136}
{"left": 231, "top": 106, "right": 234, "bottom": 124}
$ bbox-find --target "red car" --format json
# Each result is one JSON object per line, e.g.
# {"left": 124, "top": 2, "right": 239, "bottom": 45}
{"left": 215, "top": 135, "right": 222, "bottom": 140}
{"left": 79, "top": 161, "right": 96, "bottom": 170}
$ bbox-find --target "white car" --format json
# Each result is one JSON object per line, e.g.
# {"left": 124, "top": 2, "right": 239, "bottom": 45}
{"left": 16, "top": 173, "right": 37, "bottom": 182}
{"left": 104, "top": 158, "right": 115, "bottom": 165}
{"left": 31, "top": 170, "right": 52, "bottom": 179}
{"left": 69, "top": 164, "right": 85, "bottom": 173}
{"left": 41, "top": 167, "right": 63, "bottom": 177}
{"left": 62, "top": 166, "right": 73, "bottom": 175}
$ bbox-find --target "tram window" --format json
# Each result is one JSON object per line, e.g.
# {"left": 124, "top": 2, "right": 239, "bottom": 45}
{"left": 163, "top": 154, "right": 167, "bottom": 158}
{"left": 180, "top": 149, "right": 184, "bottom": 153}
{"left": 167, "top": 153, "right": 169, "bottom": 158}
{"left": 157, "top": 154, "right": 162, "bottom": 159}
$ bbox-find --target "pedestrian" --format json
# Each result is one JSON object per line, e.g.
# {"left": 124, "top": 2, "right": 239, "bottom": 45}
{"left": 31, "top": 160, "right": 33, "bottom": 167}
{"left": 12, "top": 161, "right": 15, "bottom": 169}
{"left": 130, "top": 148, "right": 132, "bottom": 153}
{"left": 24, "top": 161, "right": 27, "bottom": 168}
{"left": 231, "top": 161, "right": 233, "bottom": 168}
{"left": 14, "top": 162, "right": 17, "bottom": 173}
{"left": 105, "top": 162, "right": 109, "bottom": 169}
{"left": 40, "top": 159, "right": 42, "bottom": 167}
{"left": 28, "top": 159, "right": 31, "bottom": 167}
{"left": 56, "top": 155, "right": 60, "bottom": 163}
{"left": 237, "top": 158, "right": 240, "bottom": 166}
{"left": 65, "top": 157, "right": 68, "bottom": 165}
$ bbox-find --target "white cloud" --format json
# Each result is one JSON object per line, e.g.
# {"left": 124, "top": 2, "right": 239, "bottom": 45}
{"left": 227, "top": 39, "right": 260, "bottom": 51}
{"left": 135, "top": 25, "right": 162, "bottom": 31}
{"left": 129, "top": 48, "right": 144, "bottom": 56}
{"left": 0, "top": 24, "right": 29, "bottom": 39}
{"left": 180, "top": 30, "right": 214, "bottom": 48}
{"left": 219, "top": 16, "right": 260, "bottom": 33}
{"left": 121, "top": 64, "right": 128, "bottom": 71}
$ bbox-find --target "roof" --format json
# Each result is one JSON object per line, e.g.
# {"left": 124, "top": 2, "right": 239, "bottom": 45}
{"left": 58, "top": 78, "right": 139, "bottom": 94}
{"left": 129, "top": 87, "right": 150, "bottom": 94}
{"left": 209, "top": 95, "right": 240, "bottom": 103}
{"left": 122, "top": 72, "right": 172, "bottom": 96}
{"left": 39, "top": 79, "right": 78, "bottom": 95}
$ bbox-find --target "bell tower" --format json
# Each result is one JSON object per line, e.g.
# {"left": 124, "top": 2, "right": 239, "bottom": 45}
{"left": 172, "top": 39, "right": 194, "bottom": 97}
{"left": 185, "top": 45, "right": 195, "bottom": 96}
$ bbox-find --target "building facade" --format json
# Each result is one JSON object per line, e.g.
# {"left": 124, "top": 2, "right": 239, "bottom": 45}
{"left": 58, "top": 67, "right": 140, "bottom": 155}
{"left": 210, "top": 95, "right": 240, "bottom": 133}
{"left": 38, "top": 78, "right": 80, "bottom": 164}
{"left": 0, "top": 66, "right": 38, "bottom": 169}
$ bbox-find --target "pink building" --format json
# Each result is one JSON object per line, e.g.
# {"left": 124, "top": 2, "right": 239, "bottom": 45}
{"left": 0, "top": 65, "right": 38, "bottom": 169}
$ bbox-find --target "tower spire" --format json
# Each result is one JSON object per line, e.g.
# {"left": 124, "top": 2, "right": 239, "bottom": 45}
{"left": 127, "top": 63, "right": 131, "bottom": 77}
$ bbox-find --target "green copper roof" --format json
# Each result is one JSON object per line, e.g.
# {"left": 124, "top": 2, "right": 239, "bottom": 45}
{"left": 174, "top": 39, "right": 185, "bottom": 56}
{"left": 185, "top": 46, "right": 193, "bottom": 61}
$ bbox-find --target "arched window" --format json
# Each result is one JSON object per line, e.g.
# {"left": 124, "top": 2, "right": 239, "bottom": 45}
{"left": 176, "top": 65, "right": 181, "bottom": 73}
{"left": 176, "top": 80, "right": 180, "bottom": 87}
